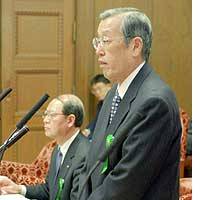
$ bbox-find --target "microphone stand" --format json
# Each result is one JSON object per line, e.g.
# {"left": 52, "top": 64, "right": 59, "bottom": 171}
{"left": 0, "top": 126, "right": 29, "bottom": 162}
{"left": 0, "top": 144, "right": 7, "bottom": 163}
{"left": 0, "top": 93, "right": 49, "bottom": 162}
{"left": 0, "top": 128, "right": 18, "bottom": 162}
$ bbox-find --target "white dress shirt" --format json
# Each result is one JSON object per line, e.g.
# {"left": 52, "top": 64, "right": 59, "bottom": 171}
{"left": 117, "top": 61, "right": 145, "bottom": 99}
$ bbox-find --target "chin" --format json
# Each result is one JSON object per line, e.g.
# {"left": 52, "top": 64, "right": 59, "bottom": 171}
{"left": 103, "top": 72, "right": 111, "bottom": 81}
{"left": 45, "top": 132, "right": 55, "bottom": 139}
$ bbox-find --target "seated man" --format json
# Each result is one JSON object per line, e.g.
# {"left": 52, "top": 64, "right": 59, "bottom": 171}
{"left": 0, "top": 94, "right": 89, "bottom": 200}
{"left": 83, "top": 74, "right": 111, "bottom": 140}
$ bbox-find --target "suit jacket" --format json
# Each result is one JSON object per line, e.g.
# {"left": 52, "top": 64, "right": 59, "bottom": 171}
{"left": 26, "top": 133, "right": 89, "bottom": 200}
{"left": 81, "top": 63, "right": 182, "bottom": 200}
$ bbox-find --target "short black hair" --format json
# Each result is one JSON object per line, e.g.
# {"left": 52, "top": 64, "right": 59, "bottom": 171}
{"left": 90, "top": 74, "right": 110, "bottom": 86}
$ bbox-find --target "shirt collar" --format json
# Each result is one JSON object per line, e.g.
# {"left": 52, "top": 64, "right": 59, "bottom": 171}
{"left": 117, "top": 61, "right": 145, "bottom": 99}
{"left": 58, "top": 130, "right": 79, "bottom": 163}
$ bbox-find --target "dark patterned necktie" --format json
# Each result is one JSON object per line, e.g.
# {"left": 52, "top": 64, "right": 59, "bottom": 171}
{"left": 109, "top": 90, "right": 121, "bottom": 125}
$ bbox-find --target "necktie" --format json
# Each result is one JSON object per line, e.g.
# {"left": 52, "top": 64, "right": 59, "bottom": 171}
{"left": 109, "top": 90, "right": 121, "bottom": 125}
{"left": 55, "top": 148, "right": 63, "bottom": 182}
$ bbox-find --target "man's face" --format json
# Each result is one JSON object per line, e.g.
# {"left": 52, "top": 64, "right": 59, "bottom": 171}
{"left": 91, "top": 82, "right": 111, "bottom": 101}
{"left": 43, "top": 99, "right": 67, "bottom": 139}
{"left": 95, "top": 15, "right": 134, "bottom": 83}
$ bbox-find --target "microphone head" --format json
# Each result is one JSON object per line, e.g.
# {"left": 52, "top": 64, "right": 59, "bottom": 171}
{"left": 0, "top": 88, "right": 12, "bottom": 102}
{"left": 16, "top": 93, "right": 50, "bottom": 129}
{"left": 5, "top": 125, "right": 30, "bottom": 149}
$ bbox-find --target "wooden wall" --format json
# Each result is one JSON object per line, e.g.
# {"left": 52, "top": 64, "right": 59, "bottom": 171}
{"left": 0, "top": 0, "right": 75, "bottom": 162}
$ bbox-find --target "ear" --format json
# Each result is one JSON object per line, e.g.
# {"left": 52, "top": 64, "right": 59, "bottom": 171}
{"left": 130, "top": 36, "right": 143, "bottom": 57}
{"left": 66, "top": 114, "right": 76, "bottom": 127}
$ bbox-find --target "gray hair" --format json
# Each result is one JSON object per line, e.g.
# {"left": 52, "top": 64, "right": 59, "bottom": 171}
{"left": 57, "top": 94, "right": 84, "bottom": 127}
{"left": 100, "top": 8, "right": 152, "bottom": 61}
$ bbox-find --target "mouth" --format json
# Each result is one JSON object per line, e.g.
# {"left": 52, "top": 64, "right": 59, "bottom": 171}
{"left": 44, "top": 127, "right": 50, "bottom": 131}
{"left": 98, "top": 60, "right": 107, "bottom": 65}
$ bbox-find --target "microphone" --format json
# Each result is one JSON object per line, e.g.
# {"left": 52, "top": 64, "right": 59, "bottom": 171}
{"left": 0, "top": 126, "right": 29, "bottom": 151}
{"left": 0, "top": 88, "right": 12, "bottom": 102}
{"left": 16, "top": 93, "right": 49, "bottom": 130}
{"left": 78, "top": 111, "right": 144, "bottom": 199}
{"left": 0, "top": 93, "right": 49, "bottom": 162}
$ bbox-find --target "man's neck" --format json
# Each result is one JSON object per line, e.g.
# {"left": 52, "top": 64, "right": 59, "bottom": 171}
{"left": 118, "top": 59, "right": 145, "bottom": 85}
{"left": 57, "top": 127, "right": 80, "bottom": 145}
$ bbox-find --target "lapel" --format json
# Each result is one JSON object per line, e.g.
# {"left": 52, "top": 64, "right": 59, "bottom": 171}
{"left": 51, "top": 145, "right": 59, "bottom": 177}
{"left": 94, "top": 87, "right": 116, "bottom": 138}
{"left": 106, "top": 63, "right": 152, "bottom": 136}
{"left": 51, "top": 133, "right": 81, "bottom": 200}
{"left": 59, "top": 133, "right": 81, "bottom": 179}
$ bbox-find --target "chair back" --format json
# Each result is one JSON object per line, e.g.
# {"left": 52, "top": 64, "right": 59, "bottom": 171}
{"left": 179, "top": 108, "right": 190, "bottom": 178}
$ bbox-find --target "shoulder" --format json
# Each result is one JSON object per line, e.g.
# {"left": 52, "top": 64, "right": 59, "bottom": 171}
{"left": 75, "top": 133, "right": 90, "bottom": 154}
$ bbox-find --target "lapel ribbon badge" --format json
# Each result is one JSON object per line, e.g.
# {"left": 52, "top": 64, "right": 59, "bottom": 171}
{"left": 101, "top": 134, "right": 115, "bottom": 174}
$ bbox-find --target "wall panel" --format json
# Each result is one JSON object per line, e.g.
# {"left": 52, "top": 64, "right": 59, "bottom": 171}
{"left": 1, "top": 0, "right": 75, "bottom": 162}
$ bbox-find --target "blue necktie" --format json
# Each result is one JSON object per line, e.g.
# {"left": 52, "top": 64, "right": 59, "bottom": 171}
{"left": 109, "top": 90, "right": 121, "bottom": 124}
{"left": 55, "top": 148, "right": 63, "bottom": 183}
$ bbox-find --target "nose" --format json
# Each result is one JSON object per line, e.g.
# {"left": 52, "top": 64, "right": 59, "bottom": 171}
{"left": 95, "top": 46, "right": 105, "bottom": 56}
{"left": 43, "top": 115, "right": 50, "bottom": 123}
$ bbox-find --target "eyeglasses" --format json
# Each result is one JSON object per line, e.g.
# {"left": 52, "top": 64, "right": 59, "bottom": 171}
{"left": 92, "top": 36, "right": 124, "bottom": 50}
{"left": 42, "top": 111, "right": 64, "bottom": 120}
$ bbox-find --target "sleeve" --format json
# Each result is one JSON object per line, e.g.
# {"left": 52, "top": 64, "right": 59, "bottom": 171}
{"left": 20, "top": 185, "right": 26, "bottom": 196}
{"left": 87, "top": 97, "right": 180, "bottom": 200}
{"left": 25, "top": 175, "right": 49, "bottom": 200}
{"left": 70, "top": 158, "right": 86, "bottom": 200}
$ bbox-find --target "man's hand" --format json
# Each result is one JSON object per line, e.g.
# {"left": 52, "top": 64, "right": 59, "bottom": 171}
{"left": 0, "top": 176, "right": 22, "bottom": 194}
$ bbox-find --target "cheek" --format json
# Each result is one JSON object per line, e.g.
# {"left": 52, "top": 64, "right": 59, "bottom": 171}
{"left": 49, "top": 121, "right": 61, "bottom": 133}
{"left": 108, "top": 46, "right": 127, "bottom": 64}
{"left": 108, "top": 53, "right": 126, "bottom": 73}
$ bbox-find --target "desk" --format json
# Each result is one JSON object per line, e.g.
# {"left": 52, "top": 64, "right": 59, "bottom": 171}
{"left": 0, "top": 194, "right": 30, "bottom": 199}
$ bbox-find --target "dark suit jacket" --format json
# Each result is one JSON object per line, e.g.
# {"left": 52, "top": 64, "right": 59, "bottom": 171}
{"left": 80, "top": 63, "right": 182, "bottom": 200}
{"left": 26, "top": 133, "right": 89, "bottom": 200}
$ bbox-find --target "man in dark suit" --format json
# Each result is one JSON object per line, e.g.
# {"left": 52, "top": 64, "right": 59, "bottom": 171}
{"left": 80, "top": 7, "right": 182, "bottom": 200}
{"left": 0, "top": 94, "right": 89, "bottom": 200}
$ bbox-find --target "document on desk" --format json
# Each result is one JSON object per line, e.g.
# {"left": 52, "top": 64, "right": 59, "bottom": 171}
{"left": 0, "top": 194, "right": 30, "bottom": 199}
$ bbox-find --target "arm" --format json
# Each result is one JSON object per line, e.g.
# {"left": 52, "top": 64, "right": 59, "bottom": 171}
{"left": 71, "top": 137, "right": 90, "bottom": 200}
{"left": 70, "top": 158, "right": 86, "bottom": 200}
{"left": 25, "top": 174, "right": 49, "bottom": 200}
{"left": 88, "top": 97, "right": 180, "bottom": 200}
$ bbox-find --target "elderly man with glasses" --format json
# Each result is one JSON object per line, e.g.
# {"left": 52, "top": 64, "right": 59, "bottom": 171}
{"left": 0, "top": 94, "right": 89, "bottom": 200}
{"left": 80, "top": 7, "right": 181, "bottom": 200}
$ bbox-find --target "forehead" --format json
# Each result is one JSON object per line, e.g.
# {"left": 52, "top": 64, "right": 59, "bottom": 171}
{"left": 47, "top": 99, "right": 63, "bottom": 111}
{"left": 92, "top": 82, "right": 107, "bottom": 89}
{"left": 97, "top": 15, "right": 123, "bottom": 36}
